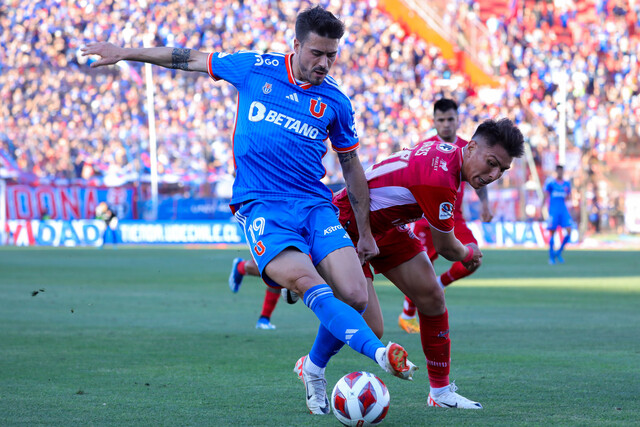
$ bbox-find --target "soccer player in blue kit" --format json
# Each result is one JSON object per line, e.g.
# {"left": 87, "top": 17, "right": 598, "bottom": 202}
{"left": 543, "top": 165, "right": 573, "bottom": 264}
{"left": 82, "top": 5, "right": 416, "bottom": 415}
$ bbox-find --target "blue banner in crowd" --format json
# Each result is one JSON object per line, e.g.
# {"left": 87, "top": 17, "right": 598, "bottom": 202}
{"left": 4, "top": 219, "right": 575, "bottom": 248}
{"left": 118, "top": 221, "right": 244, "bottom": 244}
{"left": 4, "top": 220, "right": 246, "bottom": 246}
{"left": 155, "top": 198, "right": 233, "bottom": 220}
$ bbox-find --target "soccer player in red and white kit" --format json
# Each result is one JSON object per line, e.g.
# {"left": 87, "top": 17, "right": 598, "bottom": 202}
{"left": 399, "top": 99, "right": 494, "bottom": 335}
{"left": 324, "top": 117, "right": 524, "bottom": 409}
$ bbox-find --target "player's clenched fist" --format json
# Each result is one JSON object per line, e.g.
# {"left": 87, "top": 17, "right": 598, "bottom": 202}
{"left": 357, "top": 233, "right": 380, "bottom": 265}
{"left": 461, "top": 243, "right": 482, "bottom": 272}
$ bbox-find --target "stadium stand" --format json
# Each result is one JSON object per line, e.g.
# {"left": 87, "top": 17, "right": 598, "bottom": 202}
{"left": 1, "top": 0, "right": 638, "bottom": 230}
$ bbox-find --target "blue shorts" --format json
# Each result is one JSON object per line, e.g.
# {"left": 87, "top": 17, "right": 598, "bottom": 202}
{"left": 234, "top": 199, "right": 354, "bottom": 288}
{"left": 547, "top": 209, "right": 573, "bottom": 230}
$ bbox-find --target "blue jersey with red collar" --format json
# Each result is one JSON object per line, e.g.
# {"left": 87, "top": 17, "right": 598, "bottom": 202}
{"left": 207, "top": 51, "right": 359, "bottom": 205}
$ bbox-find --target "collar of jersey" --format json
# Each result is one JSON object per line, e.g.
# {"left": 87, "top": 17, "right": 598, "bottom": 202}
{"left": 433, "top": 134, "right": 464, "bottom": 146}
{"left": 286, "top": 53, "right": 313, "bottom": 89}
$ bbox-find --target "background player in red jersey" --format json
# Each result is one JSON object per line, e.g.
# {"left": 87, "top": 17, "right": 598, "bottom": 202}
{"left": 399, "top": 98, "right": 493, "bottom": 334}
{"left": 326, "top": 118, "right": 525, "bottom": 409}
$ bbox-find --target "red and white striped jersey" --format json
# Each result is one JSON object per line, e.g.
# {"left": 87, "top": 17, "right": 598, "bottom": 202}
{"left": 424, "top": 134, "right": 469, "bottom": 219}
{"left": 334, "top": 138, "right": 464, "bottom": 235}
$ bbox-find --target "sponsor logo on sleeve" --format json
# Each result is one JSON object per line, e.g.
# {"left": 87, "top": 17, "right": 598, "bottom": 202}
{"left": 439, "top": 202, "right": 454, "bottom": 220}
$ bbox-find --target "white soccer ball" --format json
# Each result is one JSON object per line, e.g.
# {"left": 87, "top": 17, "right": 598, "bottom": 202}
{"left": 331, "top": 371, "right": 390, "bottom": 426}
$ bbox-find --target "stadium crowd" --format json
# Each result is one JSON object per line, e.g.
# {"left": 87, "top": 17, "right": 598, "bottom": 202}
{"left": 1, "top": 0, "right": 637, "bottom": 226}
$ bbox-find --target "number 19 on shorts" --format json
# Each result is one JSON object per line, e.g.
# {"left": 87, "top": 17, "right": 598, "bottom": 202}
{"left": 249, "top": 217, "right": 266, "bottom": 256}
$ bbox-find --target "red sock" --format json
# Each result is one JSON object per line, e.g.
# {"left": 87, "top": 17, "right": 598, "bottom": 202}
{"left": 440, "top": 261, "right": 473, "bottom": 287}
{"left": 260, "top": 289, "right": 280, "bottom": 318}
{"left": 402, "top": 296, "right": 417, "bottom": 317}
{"left": 418, "top": 309, "right": 450, "bottom": 388}
{"left": 237, "top": 260, "right": 246, "bottom": 276}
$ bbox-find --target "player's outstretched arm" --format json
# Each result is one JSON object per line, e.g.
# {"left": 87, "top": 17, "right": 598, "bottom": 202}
{"left": 338, "top": 150, "right": 379, "bottom": 264}
{"left": 81, "top": 42, "right": 210, "bottom": 73}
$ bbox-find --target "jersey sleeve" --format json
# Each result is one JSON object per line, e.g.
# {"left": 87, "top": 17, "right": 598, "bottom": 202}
{"left": 410, "top": 185, "right": 457, "bottom": 232}
{"left": 329, "top": 100, "right": 359, "bottom": 153}
{"left": 207, "top": 51, "right": 257, "bottom": 88}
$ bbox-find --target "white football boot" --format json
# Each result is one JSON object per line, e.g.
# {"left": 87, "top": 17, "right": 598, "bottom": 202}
{"left": 427, "top": 382, "right": 483, "bottom": 409}
{"left": 293, "top": 355, "right": 330, "bottom": 415}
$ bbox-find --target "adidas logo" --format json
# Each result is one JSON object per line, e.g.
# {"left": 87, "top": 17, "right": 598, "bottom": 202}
{"left": 345, "top": 328, "right": 359, "bottom": 344}
{"left": 286, "top": 93, "right": 299, "bottom": 102}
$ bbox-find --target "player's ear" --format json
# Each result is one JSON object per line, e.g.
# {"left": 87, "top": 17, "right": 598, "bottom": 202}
{"left": 467, "top": 139, "right": 477, "bottom": 156}
{"left": 293, "top": 38, "right": 301, "bottom": 54}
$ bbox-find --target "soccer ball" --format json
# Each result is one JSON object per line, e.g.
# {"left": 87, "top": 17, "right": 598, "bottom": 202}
{"left": 331, "top": 371, "right": 390, "bottom": 426}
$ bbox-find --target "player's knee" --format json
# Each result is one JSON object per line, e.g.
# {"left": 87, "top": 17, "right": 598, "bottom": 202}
{"left": 287, "top": 271, "right": 324, "bottom": 295}
{"left": 339, "top": 287, "right": 368, "bottom": 311}
{"left": 413, "top": 286, "right": 445, "bottom": 314}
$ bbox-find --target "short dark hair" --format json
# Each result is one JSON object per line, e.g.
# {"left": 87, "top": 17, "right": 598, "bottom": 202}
{"left": 295, "top": 5, "right": 345, "bottom": 44}
{"left": 472, "top": 118, "right": 525, "bottom": 158}
{"left": 434, "top": 98, "right": 458, "bottom": 115}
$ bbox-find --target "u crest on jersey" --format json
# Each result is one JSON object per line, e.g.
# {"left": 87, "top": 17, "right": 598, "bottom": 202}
{"left": 309, "top": 98, "right": 327, "bottom": 118}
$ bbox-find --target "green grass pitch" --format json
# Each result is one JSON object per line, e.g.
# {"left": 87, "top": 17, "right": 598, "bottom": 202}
{"left": 1, "top": 247, "right": 639, "bottom": 426}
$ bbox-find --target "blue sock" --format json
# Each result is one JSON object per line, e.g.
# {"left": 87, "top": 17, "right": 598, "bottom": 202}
{"left": 304, "top": 284, "right": 381, "bottom": 363}
{"left": 558, "top": 234, "right": 570, "bottom": 254}
{"left": 549, "top": 234, "right": 555, "bottom": 257}
{"left": 309, "top": 306, "right": 367, "bottom": 368}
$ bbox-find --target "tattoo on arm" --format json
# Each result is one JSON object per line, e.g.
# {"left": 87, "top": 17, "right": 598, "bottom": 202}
{"left": 338, "top": 151, "right": 357, "bottom": 164}
{"left": 171, "top": 48, "right": 191, "bottom": 70}
{"left": 347, "top": 189, "right": 359, "bottom": 208}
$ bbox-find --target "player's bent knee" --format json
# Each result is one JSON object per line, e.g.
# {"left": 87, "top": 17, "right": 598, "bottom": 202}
{"left": 413, "top": 287, "right": 445, "bottom": 314}
{"left": 338, "top": 287, "right": 369, "bottom": 311}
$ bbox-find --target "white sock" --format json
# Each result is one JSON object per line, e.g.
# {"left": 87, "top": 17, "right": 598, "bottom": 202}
{"left": 374, "top": 346, "right": 386, "bottom": 369}
{"left": 400, "top": 313, "right": 414, "bottom": 320}
{"left": 304, "top": 355, "right": 325, "bottom": 376}
{"left": 430, "top": 384, "right": 450, "bottom": 396}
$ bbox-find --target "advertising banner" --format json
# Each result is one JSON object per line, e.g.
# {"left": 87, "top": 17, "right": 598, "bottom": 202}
{"left": 624, "top": 191, "right": 640, "bottom": 233}
{"left": 6, "top": 184, "right": 136, "bottom": 220}
{"left": 4, "top": 219, "right": 245, "bottom": 246}
{"left": 155, "top": 198, "right": 233, "bottom": 220}
{"left": 466, "top": 220, "right": 578, "bottom": 247}
{"left": 3, "top": 220, "right": 577, "bottom": 248}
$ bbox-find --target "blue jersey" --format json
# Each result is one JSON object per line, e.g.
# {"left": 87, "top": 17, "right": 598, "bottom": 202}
{"left": 545, "top": 178, "right": 571, "bottom": 214}
{"left": 207, "top": 51, "right": 359, "bottom": 205}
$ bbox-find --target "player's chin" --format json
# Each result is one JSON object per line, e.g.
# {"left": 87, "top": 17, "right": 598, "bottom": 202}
{"left": 467, "top": 179, "right": 482, "bottom": 189}
{"left": 311, "top": 72, "right": 327, "bottom": 84}
{"left": 475, "top": 176, "right": 492, "bottom": 188}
